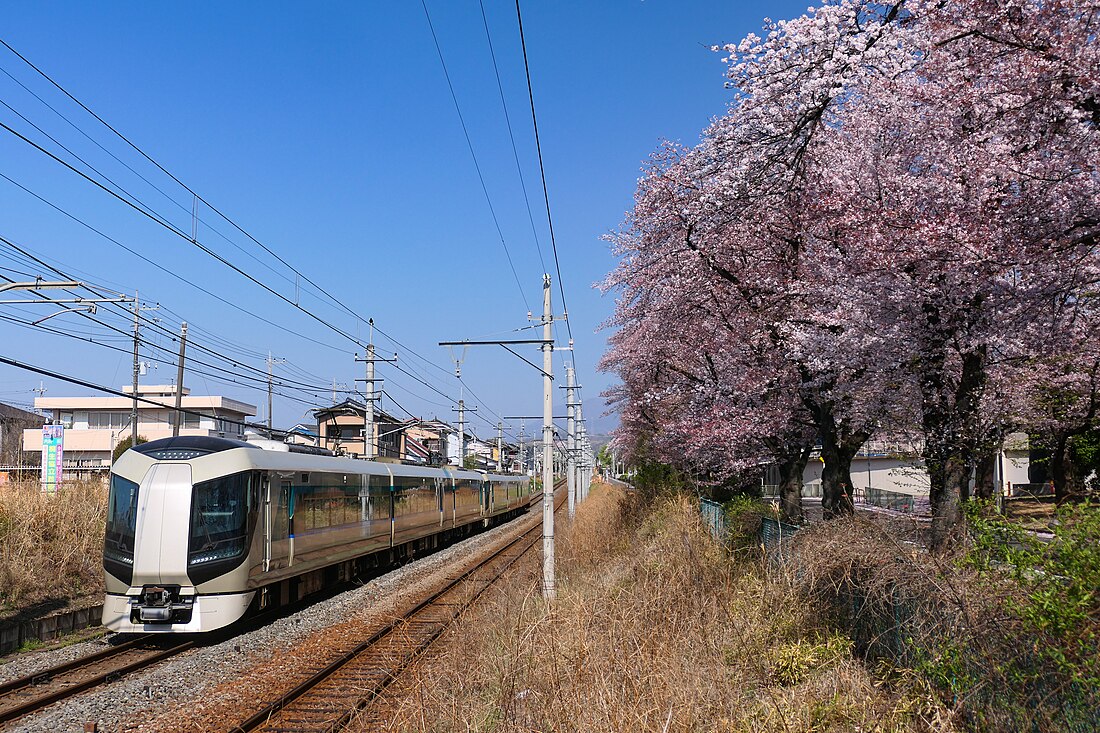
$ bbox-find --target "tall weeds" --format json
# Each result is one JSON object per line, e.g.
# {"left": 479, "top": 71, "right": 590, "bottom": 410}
{"left": 0, "top": 479, "right": 107, "bottom": 614}
{"left": 364, "top": 485, "right": 946, "bottom": 732}
{"left": 788, "top": 512, "right": 1099, "bottom": 732}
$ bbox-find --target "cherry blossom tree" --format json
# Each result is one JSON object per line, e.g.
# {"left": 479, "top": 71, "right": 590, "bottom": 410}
{"left": 602, "top": 0, "right": 1100, "bottom": 548}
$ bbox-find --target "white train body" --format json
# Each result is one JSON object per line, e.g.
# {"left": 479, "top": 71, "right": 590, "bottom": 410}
{"left": 102, "top": 436, "right": 533, "bottom": 633}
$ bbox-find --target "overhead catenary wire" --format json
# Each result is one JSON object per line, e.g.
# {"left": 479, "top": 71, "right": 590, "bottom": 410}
{"left": 0, "top": 353, "right": 297, "bottom": 433}
{"left": 419, "top": 0, "right": 532, "bottom": 314}
{"left": 0, "top": 235, "right": 345, "bottom": 394}
{"left": 477, "top": 0, "right": 547, "bottom": 274}
{"left": 514, "top": 0, "right": 576, "bottom": 366}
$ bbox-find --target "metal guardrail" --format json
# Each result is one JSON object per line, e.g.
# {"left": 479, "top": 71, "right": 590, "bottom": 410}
{"left": 858, "top": 487, "right": 930, "bottom": 515}
{"left": 1007, "top": 482, "right": 1054, "bottom": 498}
{"left": 699, "top": 498, "right": 727, "bottom": 541}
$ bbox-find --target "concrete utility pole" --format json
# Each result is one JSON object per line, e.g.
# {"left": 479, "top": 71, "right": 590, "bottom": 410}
{"left": 497, "top": 421, "right": 504, "bottom": 471}
{"left": 354, "top": 320, "right": 398, "bottom": 459}
{"left": 577, "top": 400, "right": 587, "bottom": 502}
{"left": 438, "top": 275, "right": 559, "bottom": 600}
{"left": 172, "top": 323, "right": 187, "bottom": 437}
{"left": 562, "top": 366, "right": 579, "bottom": 519}
{"left": 517, "top": 422, "right": 525, "bottom": 474}
{"left": 451, "top": 399, "right": 477, "bottom": 465}
{"left": 131, "top": 291, "right": 140, "bottom": 447}
{"left": 540, "top": 274, "right": 555, "bottom": 600}
{"left": 128, "top": 292, "right": 159, "bottom": 447}
{"left": 266, "top": 351, "right": 286, "bottom": 433}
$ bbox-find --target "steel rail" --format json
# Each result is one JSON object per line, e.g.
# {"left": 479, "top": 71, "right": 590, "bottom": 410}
{"left": 0, "top": 637, "right": 195, "bottom": 724}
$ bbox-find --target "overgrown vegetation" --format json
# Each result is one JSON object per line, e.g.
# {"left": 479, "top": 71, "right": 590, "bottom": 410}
{"left": 0, "top": 479, "right": 107, "bottom": 614}
{"left": 364, "top": 484, "right": 945, "bottom": 732}
{"left": 781, "top": 506, "right": 1099, "bottom": 732}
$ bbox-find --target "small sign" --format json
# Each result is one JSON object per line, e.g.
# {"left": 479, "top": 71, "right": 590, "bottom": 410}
{"left": 41, "top": 424, "right": 64, "bottom": 492}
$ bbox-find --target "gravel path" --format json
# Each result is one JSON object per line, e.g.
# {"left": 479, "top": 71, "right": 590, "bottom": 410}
{"left": 3, "top": 507, "right": 536, "bottom": 733}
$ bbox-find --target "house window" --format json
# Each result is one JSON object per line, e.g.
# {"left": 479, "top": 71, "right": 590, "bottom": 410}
{"left": 89, "top": 412, "right": 129, "bottom": 430}
{"left": 171, "top": 411, "right": 204, "bottom": 429}
{"left": 58, "top": 411, "right": 74, "bottom": 428}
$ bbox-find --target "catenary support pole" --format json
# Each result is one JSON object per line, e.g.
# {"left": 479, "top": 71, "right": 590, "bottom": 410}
{"left": 131, "top": 290, "right": 139, "bottom": 447}
{"left": 541, "top": 274, "right": 556, "bottom": 600}
{"left": 172, "top": 322, "right": 187, "bottom": 437}
{"left": 565, "top": 365, "right": 576, "bottom": 519}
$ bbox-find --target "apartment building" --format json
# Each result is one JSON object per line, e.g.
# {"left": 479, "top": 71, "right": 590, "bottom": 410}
{"left": 22, "top": 384, "right": 257, "bottom": 466}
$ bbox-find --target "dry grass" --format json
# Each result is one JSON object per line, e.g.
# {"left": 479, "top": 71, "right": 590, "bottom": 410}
{"left": 787, "top": 515, "right": 1099, "bottom": 732}
{"left": 358, "top": 484, "right": 949, "bottom": 733}
{"left": 0, "top": 478, "right": 107, "bottom": 615}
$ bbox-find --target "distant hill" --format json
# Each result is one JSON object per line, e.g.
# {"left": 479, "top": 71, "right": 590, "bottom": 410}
{"left": 582, "top": 396, "right": 619, "bottom": 436}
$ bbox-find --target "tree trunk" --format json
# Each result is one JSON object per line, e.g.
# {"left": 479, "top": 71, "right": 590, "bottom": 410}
{"left": 1049, "top": 433, "right": 1084, "bottom": 503}
{"left": 973, "top": 448, "right": 996, "bottom": 502}
{"left": 922, "top": 346, "right": 986, "bottom": 551}
{"left": 776, "top": 445, "right": 811, "bottom": 524}
{"left": 807, "top": 400, "right": 868, "bottom": 520}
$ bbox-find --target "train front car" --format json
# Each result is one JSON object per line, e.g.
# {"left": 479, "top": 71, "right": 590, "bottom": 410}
{"left": 103, "top": 436, "right": 261, "bottom": 633}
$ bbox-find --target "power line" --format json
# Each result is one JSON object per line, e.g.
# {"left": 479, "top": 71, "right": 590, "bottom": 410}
{"left": 0, "top": 39, "right": 369, "bottom": 329}
{"left": 0, "top": 38, "right": 528, "bottom": 429}
{"left": 514, "top": 0, "right": 575, "bottom": 359}
{"left": 0, "top": 174, "right": 352, "bottom": 354}
{"left": 419, "top": 0, "right": 532, "bottom": 314}
{"left": 477, "top": 0, "right": 547, "bottom": 274}
{"left": 0, "top": 62, "right": 302, "bottom": 292}
{"left": 0, "top": 118, "right": 373, "bottom": 352}
{"left": 0, "top": 353, "right": 286, "bottom": 433}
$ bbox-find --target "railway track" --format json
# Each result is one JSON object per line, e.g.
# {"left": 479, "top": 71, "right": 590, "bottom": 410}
{"left": 230, "top": 486, "right": 565, "bottom": 733}
{"left": 0, "top": 635, "right": 194, "bottom": 725}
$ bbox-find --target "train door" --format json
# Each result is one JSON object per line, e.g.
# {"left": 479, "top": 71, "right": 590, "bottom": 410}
{"left": 262, "top": 474, "right": 272, "bottom": 572}
{"left": 435, "top": 477, "right": 445, "bottom": 527}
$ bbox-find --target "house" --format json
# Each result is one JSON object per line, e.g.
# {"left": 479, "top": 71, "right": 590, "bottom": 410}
{"left": 22, "top": 385, "right": 257, "bottom": 466}
{"left": 284, "top": 423, "right": 320, "bottom": 448}
{"left": 0, "top": 402, "right": 45, "bottom": 466}
{"left": 405, "top": 419, "right": 456, "bottom": 466}
{"left": 312, "top": 399, "right": 405, "bottom": 459}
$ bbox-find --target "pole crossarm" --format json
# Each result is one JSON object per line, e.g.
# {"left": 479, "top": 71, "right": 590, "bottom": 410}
{"left": 0, "top": 297, "right": 131, "bottom": 305}
{"left": 438, "top": 339, "right": 553, "bottom": 345}
{"left": 0, "top": 279, "right": 82, "bottom": 293}
{"left": 438, "top": 339, "right": 553, "bottom": 378}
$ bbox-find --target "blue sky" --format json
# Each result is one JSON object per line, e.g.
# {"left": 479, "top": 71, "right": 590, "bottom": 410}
{"left": 0, "top": 1, "right": 807, "bottom": 440}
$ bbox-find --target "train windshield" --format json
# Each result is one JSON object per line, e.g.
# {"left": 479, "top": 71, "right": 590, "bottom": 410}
{"left": 104, "top": 474, "right": 139, "bottom": 564}
{"left": 188, "top": 472, "right": 251, "bottom": 566}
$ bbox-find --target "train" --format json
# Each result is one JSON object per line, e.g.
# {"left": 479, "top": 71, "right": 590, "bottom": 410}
{"left": 102, "top": 435, "right": 535, "bottom": 633}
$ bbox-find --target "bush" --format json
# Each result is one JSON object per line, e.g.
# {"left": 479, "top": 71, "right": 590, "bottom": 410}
{"left": 112, "top": 434, "right": 147, "bottom": 463}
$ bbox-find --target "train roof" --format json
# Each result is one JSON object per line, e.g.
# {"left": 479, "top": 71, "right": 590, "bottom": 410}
{"left": 123, "top": 436, "right": 527, "bottom": 481}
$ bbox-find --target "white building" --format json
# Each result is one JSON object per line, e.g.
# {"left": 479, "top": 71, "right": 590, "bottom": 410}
{"left": 22, "top": 385, "right": 257, "bottom": 466}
